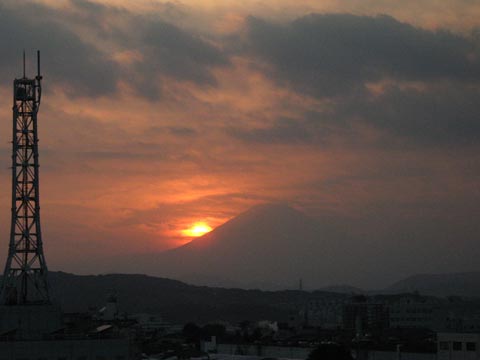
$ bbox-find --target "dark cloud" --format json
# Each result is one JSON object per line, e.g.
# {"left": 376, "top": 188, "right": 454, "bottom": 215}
{"left": 132, "top": 19, "right": 229, "bottom": 98}
{"left": 0, "top": 0, "right": 229, "bottom": 99}
{"left": 144, "top": 20, "right": 228, "bottom": 79}
{"left": 228, "top": 83, "right": 480, "bottom": 147}
{"left": 0, "top": 2, "right": 119, "bottom": 96}
{"left": 145, "top": 126, "right": 197, "bottom": 138}
{"left": 227, "top": 117, "right": 314, "bottom": 144}
{"left": 245, "top": 14, "right": 480, "bottom": 97}
{"left": 338, "top": 83, "right": 480, "bottom": 145}
{"left": 167, "top": 126, "right": 197, "bottom": 136}
{"left": 70, "top": 0, "right": 106, "bottom": 13}
{"left": 237, "top": 14, "right": 480, "bottom": 146}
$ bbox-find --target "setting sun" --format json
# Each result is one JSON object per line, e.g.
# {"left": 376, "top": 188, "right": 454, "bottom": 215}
{"left": 181, "top": 222, "right": 213, "bottom": 237}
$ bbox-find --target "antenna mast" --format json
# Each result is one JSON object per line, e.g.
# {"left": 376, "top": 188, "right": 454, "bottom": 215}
{"left": 0, "top": 51, "right": 50, "bottom": 305}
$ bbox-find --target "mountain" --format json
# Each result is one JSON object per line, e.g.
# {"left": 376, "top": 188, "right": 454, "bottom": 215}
{"left": 123, "top": 203, "right": 353, "bottom": 289}
{"left": 45, "top": 271, "right": 346, "bottom": 323}
{"left": 384, "top": 272, "right": 480, "bottom": 297}
{"left": 70, "top": 203, "right": 480, "bottom": 291}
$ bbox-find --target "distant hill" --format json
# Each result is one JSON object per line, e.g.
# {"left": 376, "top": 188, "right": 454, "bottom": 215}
{"left": 384, "top": 272, "right": 480, "bottom": 297}
{"left": 14, "top": 270, "right": 480, "bottom": 325}
{"left": 46, "top": 271, "right": 346, "bottom": 323}
{"left": 317, "top": 285, "right": 366, "bottom": 294}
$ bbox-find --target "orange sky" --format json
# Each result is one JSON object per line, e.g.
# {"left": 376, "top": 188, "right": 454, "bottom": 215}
{"left": 0, "top": 0, "right": 479, "bottom": 284}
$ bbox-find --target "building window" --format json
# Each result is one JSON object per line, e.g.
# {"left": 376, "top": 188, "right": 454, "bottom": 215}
{"left": 440, "top": 342, "right": 449, "bottom": 351}
{"left": 453, "top": 342, "right": 462, "bottom": 351}
{"left": 466, "top": 342, "right": 476, "bottom": 351}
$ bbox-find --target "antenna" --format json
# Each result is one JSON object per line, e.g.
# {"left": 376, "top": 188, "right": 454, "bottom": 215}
{"left": 37, "top": 50, "right": 41, "bottom": 78}
{"left": 23, "top": 50, "right": 26, "bottom": 78}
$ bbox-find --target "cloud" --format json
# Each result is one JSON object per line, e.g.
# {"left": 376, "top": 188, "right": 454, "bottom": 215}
{"left": 129, "top": 18, "right": 229, "bottom": 99}
{"left": 227, "top": 83, "right": 480, "bottom": 147}
{"left": 337, "top": 83, "right": 480, "bottom": 146}
{"left": 167, "top": 126, "right": 198, "bottom": 137}
{"left": 0, "top": 2, "right": 119, "bottom": 96}
{"left": 227, "top": 117, "right": 314, "bottom": 144}
{"left": 143, "top": 20, "right": 228, "bottom": 83}
{"left": 0, "top": 0, "right": 230, "bottom": 99}
{"left": 234, "top": 14, "right": 480, "bottom": 146}
{"left": 245, "top": 14, "right": 480, "bottom": 97}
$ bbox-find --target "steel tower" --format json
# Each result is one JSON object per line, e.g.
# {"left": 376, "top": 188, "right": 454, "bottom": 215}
{"left": 0, "top": 51, "right": 50, "bottom": 305}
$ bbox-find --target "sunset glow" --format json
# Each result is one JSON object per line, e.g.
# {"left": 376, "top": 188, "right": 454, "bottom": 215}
{"left": 181, "top": 222, "right": 213, "bottom": 237}
{"left": 0, "top": 0, "right": 478, "bottom": 287}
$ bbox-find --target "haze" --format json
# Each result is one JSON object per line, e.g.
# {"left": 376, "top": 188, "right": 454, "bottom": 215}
{"left": 0, "top": 0, "right": 478, "bottom": 289}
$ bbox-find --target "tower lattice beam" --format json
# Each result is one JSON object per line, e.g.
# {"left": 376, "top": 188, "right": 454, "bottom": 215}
{"left": 0, "top": 51, "right": 50, "bottom": 305}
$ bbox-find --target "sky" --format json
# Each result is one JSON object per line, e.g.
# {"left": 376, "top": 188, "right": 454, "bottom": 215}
{"left": 0, "top": 0, "right": 479, "bottom": 287}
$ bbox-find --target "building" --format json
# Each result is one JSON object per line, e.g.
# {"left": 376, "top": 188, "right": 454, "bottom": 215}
{"left": 437, "top": 333, "right": 480, "bottom": 360}
{"left": 132, "top": 313, "right": 170, "bottom": 334}
{"left": 388, "top": 295, "right": 439, "bottom": 330}
{"left": 305, "top": 297, "right": 345, "bottom": 328}
{"left": 343, "top": 296, "right": 389, "bottom": 335}
{"left": 443, "top": 308, "right": 480, "bottom": 333}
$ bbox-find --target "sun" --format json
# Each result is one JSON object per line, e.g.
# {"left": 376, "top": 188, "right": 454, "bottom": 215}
{"left": 181, "top": 222, "right": 213, "bottom": 237}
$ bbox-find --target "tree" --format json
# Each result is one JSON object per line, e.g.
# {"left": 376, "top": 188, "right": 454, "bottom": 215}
{"left": 203, "top": 323, "right": 226, "bottom": 339}
{"left": 183, "top": 322, "right": 202, "bottom": 342}
{"left": 307, "top": 344, "right": 354, "bottom": 360}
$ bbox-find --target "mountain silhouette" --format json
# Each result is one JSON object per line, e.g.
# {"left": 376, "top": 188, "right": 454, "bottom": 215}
{"left": 125, "top": 203, "right": 351, "bottom": 289}
{"left": 42, "top": 271, "right": 348, "bottom": 323}
{"left": 384, "top": 271, "right": 480, "bottom": 297}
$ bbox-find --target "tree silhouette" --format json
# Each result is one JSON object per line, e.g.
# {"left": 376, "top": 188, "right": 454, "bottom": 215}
{"left": 307, "top": 344, "right": 354, "bottom": 360}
